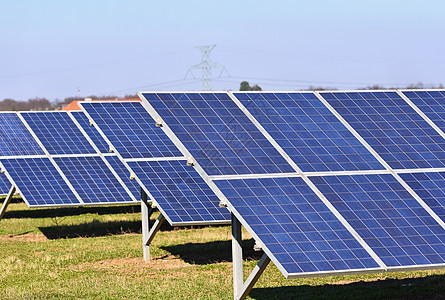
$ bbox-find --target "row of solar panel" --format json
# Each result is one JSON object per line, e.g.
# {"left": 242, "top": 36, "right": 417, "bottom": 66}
{"left": 0, "top": 111, "right": 141, "bottom": 206}
{"left": 134, "top": 90, "right": 445, "bottom": 176}
{"left": 0, "top": 106, "right": 230, "bottom": 225}
{"left": 131, "top": 90, "right": 445, "bottom": 277}
{"left": 5, "top": 90, "right": 445, "bottom": 277}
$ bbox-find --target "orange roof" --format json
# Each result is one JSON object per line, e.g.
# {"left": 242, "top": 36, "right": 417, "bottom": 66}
{"left": 62, "top": 98, "right": 141, "bottom": 111}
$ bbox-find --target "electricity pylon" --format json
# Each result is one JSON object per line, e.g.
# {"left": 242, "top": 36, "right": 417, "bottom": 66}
{"left": 186, "top": 45, "right": 228, "bottom": 91}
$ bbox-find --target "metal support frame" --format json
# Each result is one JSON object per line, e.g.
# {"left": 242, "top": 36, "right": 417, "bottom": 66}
{"left": 141, "top": 188, "right": 165, "bottom": 261}
{"left": 141, "top": 188, "right": 152, "bottom": 261}
{"left": 232, "top": 213, "right": 271, "bottom": 300}
{"left": 0, "top": 186, "right": 16, "bottom": 221}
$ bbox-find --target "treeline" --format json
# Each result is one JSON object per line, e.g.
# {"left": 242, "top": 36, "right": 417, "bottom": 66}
{"left": 0, "top": 94, "right": 138, "bottom": 111}
{"left": 1, "top": 82, "right": 444, "bottom": 112}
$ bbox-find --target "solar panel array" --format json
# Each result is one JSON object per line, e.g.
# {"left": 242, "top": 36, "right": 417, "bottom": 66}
{"left": 79, "top": 101, "right": 231, "bottom": 225}
{"left": 0, "top": 110, "right": 138, "bottom": 207}
{"left": 139, "top": 90, "right": 445, "bottom": 278}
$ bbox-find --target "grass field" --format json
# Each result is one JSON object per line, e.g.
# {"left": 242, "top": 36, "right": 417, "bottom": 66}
{"left": 1, "top": 201, "right": 445, "bottom": 299}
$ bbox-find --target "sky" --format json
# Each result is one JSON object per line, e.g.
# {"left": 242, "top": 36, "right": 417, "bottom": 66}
{"left": 1, "top": 0, "right": 444, "bottom": 102}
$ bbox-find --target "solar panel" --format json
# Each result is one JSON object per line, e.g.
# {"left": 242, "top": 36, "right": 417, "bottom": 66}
{"left": 320, "top": 91, "right": 445, "bottom": 169}
{"left": 401, "top": 90, "right": 445, "bottom": 130}
{"left": 70, "top": 111, "right": 110, "bottom": 153}
{"left": 53, "top": 156, "right": 134, "bottom": 204}
{"left": 0, "top": 157, "right": 81, "bottom": 207}
{"left": 311, "top": 174, "right": 445, "bottom": 267}
{"left": 104, "top": 155, "right": 141, "bottom": 200}
{"left": 127, "top": 160, "right": 230, "bottom": 225}
{"left": 140, "top": 92, "right": 295, "bottom": 176}
{"left": 214, "top": 176, "right": 381, "bottom": 276}
{"left": 0, "top": 173, "right": 11, "bottom": 195}
{"left": 21, "top": 112, "right": 96, "bottom": 155}
{"left": 232, "top": 92, "right": 384, "bottom": 172}
{"left": 0, "top": 113, "right": 44, "bottom": 156}
{"left": 400, "top": 172, "right": 445, "bottom": 223}
{"left": 79, "top": 101, "right": 183, "bottom": 159}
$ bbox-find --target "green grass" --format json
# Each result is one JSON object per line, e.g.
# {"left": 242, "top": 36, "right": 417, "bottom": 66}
{"left": 1, "top": 201, "right": 445, "bottom": 299}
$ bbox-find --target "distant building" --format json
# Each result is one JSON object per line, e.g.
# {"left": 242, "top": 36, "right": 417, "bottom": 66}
{"left": 62, "top": 98, "right": 141, "bottom": 111}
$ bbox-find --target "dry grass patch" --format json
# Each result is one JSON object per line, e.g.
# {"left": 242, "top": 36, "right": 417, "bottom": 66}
{"left": 0, "top": 233, "right": 47, "bottom": 242}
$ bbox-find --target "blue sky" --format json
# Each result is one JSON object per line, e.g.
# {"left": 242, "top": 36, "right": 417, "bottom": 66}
{"left": 1, "top": 0, "right": 444, "bottom": 101}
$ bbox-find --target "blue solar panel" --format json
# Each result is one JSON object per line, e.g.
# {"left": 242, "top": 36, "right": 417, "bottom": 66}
{"left": 320, "top": 91, "right": 445, "bottom": 169}
{"left": 233, "top": 92, "right": 384, "bottom": 172}
{"left": 80, "top": 102, "right": 183, "bottom": 159}
{"left": 21, "top": 112, "right": 96, "bottom": 155}
{"left": 400, "top": 172, "right": 445, "bottom": 223}
{"left": 71, "top": 111, "right": 110, "bottom": 153}
{"left": 0, "top": 173, "right": 11, "bottom": 195}
{"left": 53, "top": 156, "right": 133, "bottom": 204}
{"left": 127, "top": 160, "right": 230, "bottom": 224}
{"left": 0, "top": 158, "right": 80, "bottom": 206}
{"left": 214, "top": 177, "right": 380, "bottom": 275}
{"left": 311, "top": 174, "right": 445, "bottom": 267}
{"left": 402, "top": 90, "right": 445, "bottom": 130}
{"left": 0, "top": 113, "right": 44, "bottom": 156}
{"left": 104, "top": 155, "right": 141, "bottom": 200}
{"left": 141, "top": 92, "right": 295, "bottom": 176}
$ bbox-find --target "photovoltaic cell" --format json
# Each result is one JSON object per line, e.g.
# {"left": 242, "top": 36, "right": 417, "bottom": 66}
{"left": 0, "top": 173, "right": 11, "bottom": 195}
{"left": 0, "top": 113, "right": 44, "bottom": 156}
{"left": 0, "top": 158, "right": 80, "bottom": 206}
{"left": 400, "top": 172, "right": 445, "bottom": 223}
{"left": 71, "top": 111, "right": 110, "bottom": 153}
{"left": 53, "top": 156, "right": 133, "bottom": 204}
{"left": 233, "top": 92, "right": 384, "bottom": 172}
{"left": 311, "top": 174, "right": 445, "bottom": 267}
{"left": 320, "top": 91, "right": 445, "bottom": 169}
{"left": 80, "top": 102, "right": 182, "bottom": 159}
{"left": 127, "top": 160, "right": 230, "bottom": 224}
{"left": 21, "top": 112, "right": 96, "bottom": 155}
{"left": 214, "top": 177, "right": 380, "bottom": 275}
{"left": 141, "top": 92, "right": 294, "bottom": 176}
{"left": 104, "top": 155, "right": 141, "bottom": 200}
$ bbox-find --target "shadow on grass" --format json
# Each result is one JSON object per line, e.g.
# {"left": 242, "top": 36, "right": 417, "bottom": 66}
{"left": 3, "top": 204, "right": 141, "bottom": 219}
{"left": 161, "top": 238, "right": 263, "bottom": 265}
{"left": 39, "top": 219, "right": 143, "bottom": 239}
{"left": 37, "top": 217, "right": 218, "bottom": 240}
{"left": 249, "top": 274, "right": 445, "bottom": 300}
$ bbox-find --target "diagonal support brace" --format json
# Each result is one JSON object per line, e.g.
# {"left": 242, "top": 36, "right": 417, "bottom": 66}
{"left": 0, "top": 186, "right": 16, "bottom": 221}
{"left": 235, "top": 253, "right": 271, "bottom": 300}
{"left": 144, "top": 213, "right": 165, "bottom": 247}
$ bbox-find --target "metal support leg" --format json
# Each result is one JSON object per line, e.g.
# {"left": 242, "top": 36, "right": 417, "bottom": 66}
{"left": 232, "top": 213, "right": 271, "bottom": 300}
{"left": 232, "top": 213, "right": 243, "bottom": 299}
{"left": 0, "top": 186, "right": 16, "bottom": 221}
{"left": 141, "top": 188, "right": 151, "bottom": 261}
